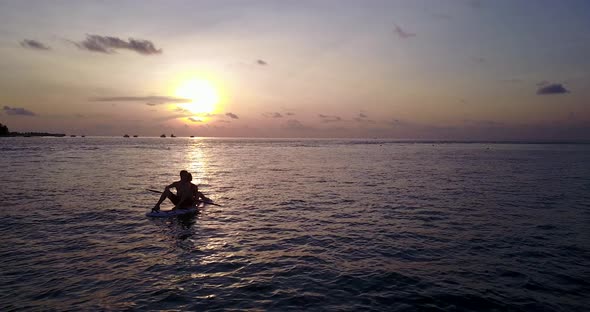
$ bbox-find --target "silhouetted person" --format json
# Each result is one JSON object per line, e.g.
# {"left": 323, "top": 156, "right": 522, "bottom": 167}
{"left": 152, "top": 170, "right": 209, "bottom": 212}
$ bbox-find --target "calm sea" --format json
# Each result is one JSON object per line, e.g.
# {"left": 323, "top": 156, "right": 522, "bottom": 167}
{"left": 0, "top": 137, "right": 588, "bottom": 311}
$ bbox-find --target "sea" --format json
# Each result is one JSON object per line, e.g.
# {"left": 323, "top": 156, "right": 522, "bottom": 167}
{"left": 0, "top": 137, "right": 588, "bottom": 311}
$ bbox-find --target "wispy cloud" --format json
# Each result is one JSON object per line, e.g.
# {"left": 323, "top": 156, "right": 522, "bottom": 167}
{"left": 154, "top": 113, "right": 192, "bottom": 122}
{"left": 3, "top": 106, "right": 36, "bottom": 116}
{"left": 284, "top": 119, "right": 307, "bottom": 130}
{"left": 175, "top": 106, "right": 190, "bottom": 113}
{"left": 393, "top": 24, "right": 416, "bottom": 39}
{"left": 536, "top": 83, "right": 570, "bottom": 95}
{"left": 188, "top": 117, "right": 202, "bottom": 123}
{"left": 318, "top": 114, "right": 342, "bottom": 123}
{"left": 74, "top": 34, "right": 162, "bottom": 55}
{"left": 354, "top": 112, "right": 375, "bottom": 124}
{"left": 91, "top": 96, "right": 190, "bottom": 104}
{"left": 263, "top": 112, "right": 283, "bottom": 118}
{"left": 226, "top": 112, "right": 239, "bottom": 119}
{"left": 256, "top": 59, "right": 267, "bottom": 65}
{"left": 20, "top": 39, "right": 50, "bottom": 50}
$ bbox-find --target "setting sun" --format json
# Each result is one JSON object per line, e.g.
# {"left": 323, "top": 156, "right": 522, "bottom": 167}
{"left": 174, "top": 78, "right": 220, "bottom": 115}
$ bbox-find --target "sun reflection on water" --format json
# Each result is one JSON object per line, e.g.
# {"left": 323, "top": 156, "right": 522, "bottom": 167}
{"left": 186, "top": 140, "right": 208, "bottom": 186}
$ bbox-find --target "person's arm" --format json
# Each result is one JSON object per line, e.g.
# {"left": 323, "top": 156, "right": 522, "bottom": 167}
{"left": 192, "top": 184, "right": 211, "bottom": 202}
{"left": 166, "top": 181, "right": 177, "bottom": 190}
{"left": 197, "top": 191, "right": 211, "bottom": 202}
{"left": 152, "top": 181, "right": 178, "bottom": 212}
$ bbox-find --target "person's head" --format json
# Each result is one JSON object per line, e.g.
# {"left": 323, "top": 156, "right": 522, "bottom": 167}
{"left": 187, "top": 172, "right": 193, "bottom": 182}
{"left": 179, "top": 170, "right": 190, "bottom": 182}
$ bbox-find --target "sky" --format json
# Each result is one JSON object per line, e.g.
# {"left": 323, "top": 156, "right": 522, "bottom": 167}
{"left": 0, "top": 0, "right": 589, "bottom": 140}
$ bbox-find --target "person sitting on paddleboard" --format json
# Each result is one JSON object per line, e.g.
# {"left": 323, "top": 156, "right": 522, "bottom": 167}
{"left": 152, "top": 170, "right": 207, "bottom": 212}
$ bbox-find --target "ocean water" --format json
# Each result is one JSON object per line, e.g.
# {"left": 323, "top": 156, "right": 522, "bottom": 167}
{"left": 0, "top": 137, "right": 588, "bottom": 311}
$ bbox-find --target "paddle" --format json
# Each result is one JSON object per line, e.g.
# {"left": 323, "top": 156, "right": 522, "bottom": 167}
{"left": 146, "top": 189, "right": 222, "bottom": 207}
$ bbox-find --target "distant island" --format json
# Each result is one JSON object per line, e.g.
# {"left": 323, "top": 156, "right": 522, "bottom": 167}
{"left": 0, "top": 123, "right": 65, "bottom": 137}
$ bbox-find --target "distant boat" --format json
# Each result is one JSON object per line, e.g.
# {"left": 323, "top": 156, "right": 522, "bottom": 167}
{"left": 123, "top": 134, "right": 130, "bottom": 138}
{"left": 81, "top": 135, "right": 86, "bottom": 137}
{"left": 170, "top": 134, "right": 176, "bottom": 138}
{"left": 160, "top": 134, "right": 166, "bottom": 138}
{"left": 70, "top": 135, "right": 76, "bottom": 137}
{"left": 133, "top": 135, "right": 138, "bottom": 138}
{"left": 190, "top": 135, "right": 195, "bottom": 138}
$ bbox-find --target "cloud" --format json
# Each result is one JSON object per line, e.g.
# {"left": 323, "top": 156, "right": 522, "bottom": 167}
{"left": 318, "top": 114, "right": 342, "bottom": 123}
{"left": 353, "top": 112, "right": 375, "bottom": 123}
{"left": 154, "top": 113, "right": 192, "bottom": 122}
{"left": 354, "top": 118, "right": 376, "bottom": 124}
{"left": 393, "top": 24, "right": 416, "bottom": 39}
{"left": 536, "top": 83, "right": 570, "bottom": 95}
{"left": 284, "top": 119, "right": 306, "bottom": 130}
{"left": 263, "top": 112, "right": 283, "bottom": 118}
{"left": 355, "top": 118, "right": 376, "bottom": 124}
{"left": 74, "top": 34, "right": 162, "bottom": 55}
{"left": 3, "top": 106, "right": 36, "bottom": 116}
{"left": 256, "top": 59, "right": 267, "bottom": 65}
{"left": 385, "top": 119, "right": 409, "bottom": 127}
{"left": 91, "top": 96, "right": 190, "bottom": 104}
{"left": 286, "top": 112, "right": 295, "bottom": 116}
{"left": 20, "top": 39, "right": 50, "bottom": 50}
{"left": 226, "top": 112, "right": 239, "bottom": 119}
{"left": 175, "top": 106, "right": 190, "bottom": 113}
{"left": 188, "top": 117, "right": 202, "bottom": 123}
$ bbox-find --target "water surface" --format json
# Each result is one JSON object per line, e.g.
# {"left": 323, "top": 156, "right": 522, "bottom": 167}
{"left": 1, "top": 137, "right": 588, "bottom": 311}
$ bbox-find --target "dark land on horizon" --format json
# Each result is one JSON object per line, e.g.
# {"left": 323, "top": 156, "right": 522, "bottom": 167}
{"left": 0, "top": 123, "right": 65, "bottom": 137}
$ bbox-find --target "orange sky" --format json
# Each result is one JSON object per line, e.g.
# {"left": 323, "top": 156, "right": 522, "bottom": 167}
{"left": 1, "top": 1, "right": 589, "bottom": 140}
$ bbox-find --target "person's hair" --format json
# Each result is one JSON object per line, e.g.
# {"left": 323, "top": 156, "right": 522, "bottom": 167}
{"left": 187, "top": 172, "right": 193, "bottom": 181}
{"left": 180, "top": 170, "right": 190, "bottom": 181}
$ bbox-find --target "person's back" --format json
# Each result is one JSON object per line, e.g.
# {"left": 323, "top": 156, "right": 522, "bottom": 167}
{"left": 152, "top": 170, "right": 196, "bottom": 211}
{"left": 175, "top": 180, "right": 193, "bottom": 202}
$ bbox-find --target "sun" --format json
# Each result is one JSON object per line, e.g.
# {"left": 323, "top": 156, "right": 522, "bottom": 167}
{"left": 174, "top": 78, "right": 220, "bottom": 115}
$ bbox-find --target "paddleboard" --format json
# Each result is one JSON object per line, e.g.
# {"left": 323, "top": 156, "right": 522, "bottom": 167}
{"left": 146, "top": 205, "right": 200, "bottom": 218}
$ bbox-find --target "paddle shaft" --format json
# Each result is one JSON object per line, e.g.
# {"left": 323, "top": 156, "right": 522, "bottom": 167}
{"left": 146, "top": 189, "right": 221, "bottom": 206}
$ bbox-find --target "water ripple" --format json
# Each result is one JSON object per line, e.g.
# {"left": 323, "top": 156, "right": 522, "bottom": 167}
{"left": 0, "top": 138, "right": 588, "bottom": 310}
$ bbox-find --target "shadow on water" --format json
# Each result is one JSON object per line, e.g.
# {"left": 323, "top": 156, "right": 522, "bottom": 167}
{"left": 148, "top": 213, "right": 200, "bottom": 250}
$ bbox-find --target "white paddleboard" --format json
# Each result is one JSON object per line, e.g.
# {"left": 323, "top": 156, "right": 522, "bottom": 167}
{"left": 146, "top": 205, "right": 200, "bottom": 217}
